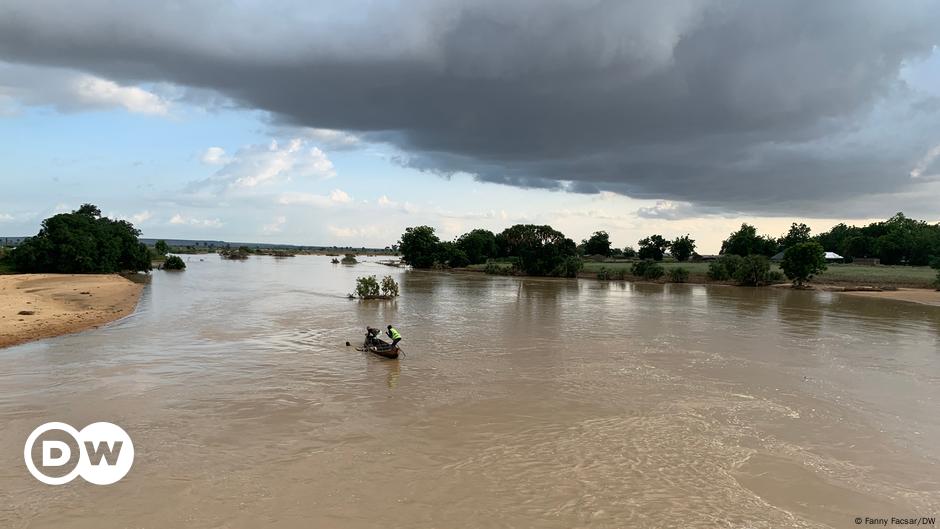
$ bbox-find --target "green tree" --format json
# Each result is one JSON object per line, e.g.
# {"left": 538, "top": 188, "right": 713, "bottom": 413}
{"left": 637, "top": 234, "right": 670, "bottom": 261}
{"left": 456, "top": 229, "right": 497, "bottom": 264}
{"left": 495, "top": 224, "right": 581, "bottom": 277}
{"left": 780, "top": 241, "right": 827, "bottom": 287}
{"left": 778, "top": 222, "right": 812, "bottom": 252}
{"left": 670, "top": 235, "right": 696, "bottom": 262}
{"left": 581, "top": 231, "right": 612, "bottom": 257}
{"left": 398, "top": 226, "right": 442, "bottom": 268}
{"left": 12, "top": 203, "right": 151, "bottom": 273}
{"left": 720, "top": 224, "right": 777, "bottom": 257}
{"left": 155, "top": 240, "right": 169, "bottom": 256}
{"left": 622, "top": 246, "right": 637, "bottom": 259}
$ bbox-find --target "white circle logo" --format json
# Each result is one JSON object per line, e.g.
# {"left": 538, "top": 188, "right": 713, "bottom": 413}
{"left": 24, "top": 422, "right": 134, "bottom": 485}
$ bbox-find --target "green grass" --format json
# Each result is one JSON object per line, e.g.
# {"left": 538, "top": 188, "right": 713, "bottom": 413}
{"left": 814, "top": 263, "right": 936, "bottom": 287}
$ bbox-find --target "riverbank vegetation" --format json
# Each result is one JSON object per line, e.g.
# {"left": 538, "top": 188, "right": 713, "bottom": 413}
{"left": 399, "top": 224, "right": 582, "bottom": 277}
{"left": 410, "top": 212, "right": 939, "bottom": 289}
{"left": 161, "top": 255, "right": 186, "bottom": 270}
{"left": 10, "top": 204, "right": 151, "bottom": 273}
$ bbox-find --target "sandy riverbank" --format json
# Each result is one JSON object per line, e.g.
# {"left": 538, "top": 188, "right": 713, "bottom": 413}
{"left": 837, "top": 287, "right": 940, "bottom": 307}
{"left": 0, "top": 274, "right": 144, "bottom": 348}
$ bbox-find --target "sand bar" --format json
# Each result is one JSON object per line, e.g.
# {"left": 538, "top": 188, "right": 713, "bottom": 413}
{"left": 839, "top": 287, "right": 940, "bottom": 307}
{"left": 0, "top": 274, "right": 144, "bottom": 348}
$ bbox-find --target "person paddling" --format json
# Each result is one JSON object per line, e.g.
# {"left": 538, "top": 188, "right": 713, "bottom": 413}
{"left": 387, "top": 325, "right": 402, "bottom": 348}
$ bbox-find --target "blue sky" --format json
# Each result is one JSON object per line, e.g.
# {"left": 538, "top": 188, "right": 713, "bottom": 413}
{"left": 1, "top": 2, "right": 939, "bottom": 253}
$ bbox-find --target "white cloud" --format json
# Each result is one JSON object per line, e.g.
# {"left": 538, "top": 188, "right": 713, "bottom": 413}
{"left": 214, "top": 138, "right": 335, "bottom": 189}
{"left": 0, "top": 62, "right": 171, "bottom": 116}
{"left": 262, "top": 215, "right": 286, "bottom": 234}
{"left": 910, "top": 143, "right": 940, "bottom": 178}
{"left": 376, "top": 195, "right": 417, "bottom": 213}
{"left": 328, "top": 225, "right": 383, "bottom": 238}
{"left": 0, "top": 213, "right": 13, "bottom": 222}
{"left": 71, "top": 75, "right": 169, "bottom": 115}
{"left": 201, "top": 146, "right": 228, "bottom": 165}
{"left": 302, "top": 128, "right": 361, "bottom": 149}
{"left": 169, "top": 213, "right": 223, "bottom": 227}
{"left": 278, "top": 189, "right": 352, "bottom": 207}
{"left": 329, "top": 189, "right": 351, "bottom": 203}
{"left": 131, "top": 211, "right": 152, "bottom": 224}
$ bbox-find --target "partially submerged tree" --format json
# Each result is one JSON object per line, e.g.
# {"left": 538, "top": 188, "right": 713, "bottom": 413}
{"left": 780, "top": 241, "right": 827, "bottom": 287}
{"left": 162, "top": 255, "right": 186, "bottom": 270}
{"left": 398, "top": 226, "right": 441, "bottom": 268}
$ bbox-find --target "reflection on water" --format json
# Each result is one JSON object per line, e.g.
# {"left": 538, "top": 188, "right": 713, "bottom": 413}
{"left": 1, "top": 255, "right": 938, "bottom": 528}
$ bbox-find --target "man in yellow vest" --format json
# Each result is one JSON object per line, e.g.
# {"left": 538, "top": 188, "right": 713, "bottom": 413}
{"left": 386, "top": 325, "right": 402, "bottom": 348}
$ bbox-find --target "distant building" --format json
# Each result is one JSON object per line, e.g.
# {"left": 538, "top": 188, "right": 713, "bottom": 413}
{"left": 771, "top": 250, "right": 843, "bottom": 262}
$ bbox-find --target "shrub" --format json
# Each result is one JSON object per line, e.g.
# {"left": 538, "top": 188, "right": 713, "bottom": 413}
{"left": 707, "top": 255, "right": 745, "bottom": 281}
{"left": 484, "top": 261, "right": 515, "bottom": 275}
{"left": 219, "top": 247, "right": 250, "bottom": 260}
{"left": 355, "top": 276, "right": 380, "bottom": 297}
{"left": 780, "top": 241, "right": 827, "bottom": 286}
{"left": 707, "top": 261, "right": 730, "bottom": 281}
{"left": 668, "top": 267, "right": 689, "bottom": 283}
{"left": 380, "top": 275, "right": 400, "bottom": 297}
{"left": 162, "top": 255, "right": 186, "bottom": 270}
{"left": 550, "top": 255, "right": 584, "bottom": 278}
{"left": 341, "top": 254, "right": 358, "bottom": 264}
{"left": 734, "top": 255, "right": 771, "bottom": 286}
{"left": 631, "top": 260, "right": 664, "bottom": 280}
{"left": 767, "top": 270, "right": 785, "bottom": 283}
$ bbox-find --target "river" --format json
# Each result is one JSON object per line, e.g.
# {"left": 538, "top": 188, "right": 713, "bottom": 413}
{"left": 2, "top": 255, "right": 938, "bottom": 528}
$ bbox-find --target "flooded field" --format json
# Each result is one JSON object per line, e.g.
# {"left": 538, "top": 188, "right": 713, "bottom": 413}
{"left": 1, "top": 255, "right": 938, "bottom": 528}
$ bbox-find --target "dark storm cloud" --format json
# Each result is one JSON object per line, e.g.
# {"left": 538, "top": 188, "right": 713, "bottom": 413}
{"left": 2, "top": 0, "right": 939, "bottom": 216}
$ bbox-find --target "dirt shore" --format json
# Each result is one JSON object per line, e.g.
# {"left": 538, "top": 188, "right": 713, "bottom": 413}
{"left": 0, "top": 274, "right": 144, "bottom": 348}
{"left": 837, "top": 287, "right": 940, "bottom": 307}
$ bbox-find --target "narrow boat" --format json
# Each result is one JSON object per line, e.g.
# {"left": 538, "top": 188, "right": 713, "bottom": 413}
{"left": 356, "top": 327, "right": 400, "bottom": 359}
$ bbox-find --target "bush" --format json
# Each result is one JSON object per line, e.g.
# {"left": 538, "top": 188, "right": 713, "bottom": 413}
{"left": 355, "top": 276, "right": 380, "bottom": 297}
{"left": 668, "top": 267, "right": 689, "bottom": 283}
{"left": 707, "top": 261, "right": 730, "bottom": 281}
{"left": 162, "top": 255, "right": 186, "bottom": 270}
{"left": 706, "top": 255, "right": 745, "bottom": 281}
{"left": 734, "top": 255, "right": 771, "bottom": 286}
{"left": 768, "top": 270, "right": 785, "bottom": 283}
{"left": 380, "top": 275, "right": 400, "bottom": 297}
{"left": 484, "top": 261, "right": 514, "bottom": 275}
{"left": 596, "top": 267, "right": 626, "bottom": 280}
{"left": 341, "top": 254, "right": 358, "bottom": 264}
{"left": 550, "top": 255, "right": 584, "bottom": 278}
{"left": 219, "top": 247, "right": 250, "bottom": 260}
{"left": 631, "top": 260, "right": 664, "bottom": 280}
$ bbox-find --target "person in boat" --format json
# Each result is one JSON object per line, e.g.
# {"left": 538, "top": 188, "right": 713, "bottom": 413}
{"left": 386, "top": 325, "right": 402, "bottom": 348}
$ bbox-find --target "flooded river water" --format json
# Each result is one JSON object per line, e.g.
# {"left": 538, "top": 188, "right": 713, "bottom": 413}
{"left": 2, "top": 255, "right": 939, "bottom": 528}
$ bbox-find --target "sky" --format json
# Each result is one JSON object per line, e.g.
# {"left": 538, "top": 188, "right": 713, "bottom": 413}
{"left": 1, "top": 0, "right": 939, "bottom": 254}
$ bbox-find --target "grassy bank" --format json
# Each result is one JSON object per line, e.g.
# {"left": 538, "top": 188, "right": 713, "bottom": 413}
{"left": 467, "top": 260, "right": 937, "bottom": 288}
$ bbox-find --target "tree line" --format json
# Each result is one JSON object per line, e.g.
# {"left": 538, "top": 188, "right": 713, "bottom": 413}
{"left": 398, "top": 213, "right": 940, "bottom": 286}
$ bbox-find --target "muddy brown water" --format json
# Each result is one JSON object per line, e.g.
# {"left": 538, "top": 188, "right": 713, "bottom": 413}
{"left": 1, "top": 255, "right": 938, "bottom": 528}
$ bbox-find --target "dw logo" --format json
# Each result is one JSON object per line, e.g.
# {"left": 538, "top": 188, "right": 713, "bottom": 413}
{"left": 24, "top": 422, "right": 134, "bottom": 485}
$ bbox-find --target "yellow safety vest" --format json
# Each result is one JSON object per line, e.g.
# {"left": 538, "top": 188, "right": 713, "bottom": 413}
{"left": 389, "top": 327, "right": 402, "bottom": 340}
